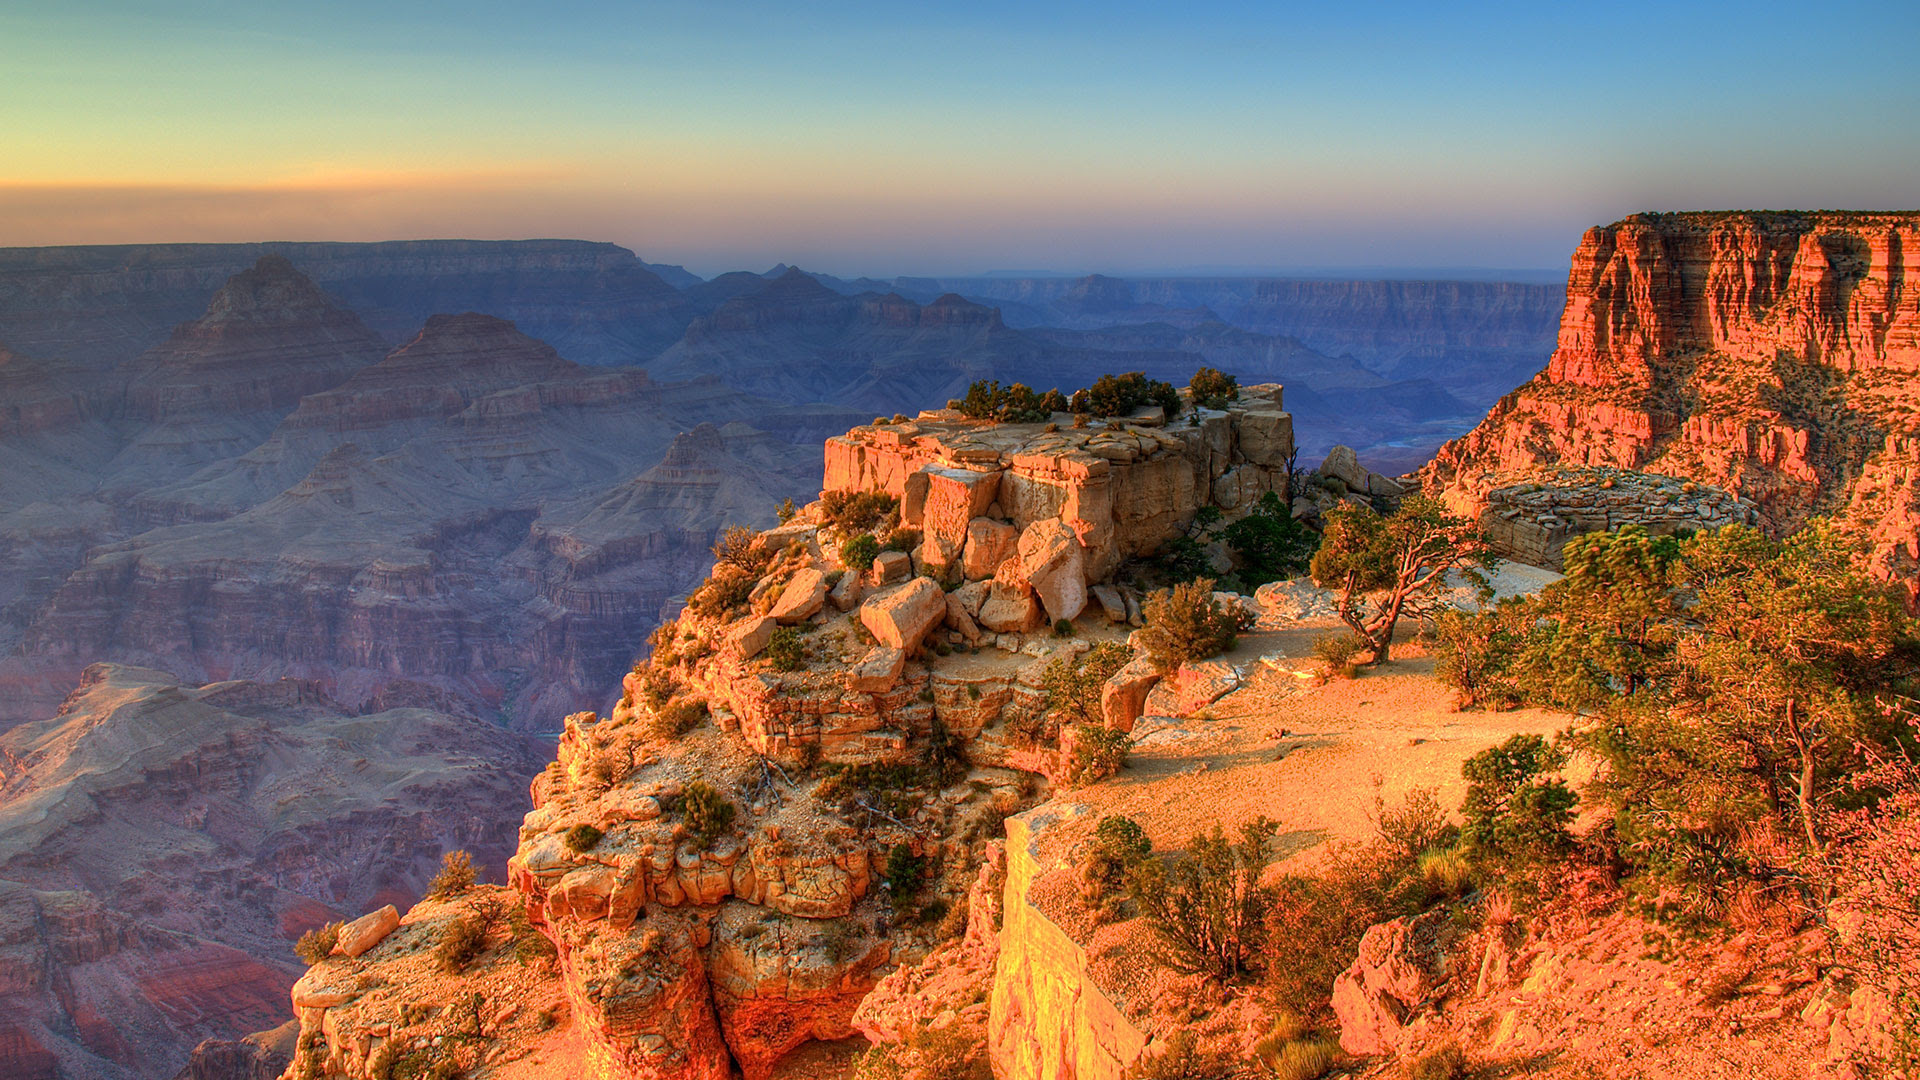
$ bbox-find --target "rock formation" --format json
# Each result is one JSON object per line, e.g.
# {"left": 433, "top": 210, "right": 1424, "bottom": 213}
{"left": 273, "top": 384, "right": 1294, "bottom": 1078}
{"left": 1425, "top": 212, "right": 1920, "bottom": 597}
{"left": 0, "top": 664, "right": 543, "bottom": 1079}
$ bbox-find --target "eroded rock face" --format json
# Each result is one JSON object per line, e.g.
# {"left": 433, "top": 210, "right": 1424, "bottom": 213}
{"left": 1332, "top": 908, "right": 1454, "bottom": 1056}
{"left": 1424, "top": 211, "right": 1920, "bottom": 599}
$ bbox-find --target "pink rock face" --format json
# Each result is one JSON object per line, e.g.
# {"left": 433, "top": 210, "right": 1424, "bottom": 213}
{"left": 1333, "top": 909, "right": 1452, "bottom": 1056}
{"left": 1014, "top": 518, "right": 1088, "bottom": 623}
{"left": 962, "top": 517, "right": 1018, "bottom": 580}
{"left": 858, "top": 578, "right": 947, "bottom": 654}
{"left": 1424, "top": 211, "right": 1920, "bottom": 598}
{"left": 919, "top": 466, "right": 1002, "bottom": 556}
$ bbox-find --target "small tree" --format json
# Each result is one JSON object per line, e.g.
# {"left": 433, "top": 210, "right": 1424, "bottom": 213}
{"left": 1065, "top": 723, "right": 1131, "bottom": 786}
{"left": 1130, "top": 817, "right": 1278, "bottom": 980}
{"left": 712, "top": 524, "right": 773, "bottom": 575}
{"left": 1136, "top": 578, "right": 1247, "bottom": 672}
{"left": 1310, "top": 494, "right": 1490, "bottom": 664}
{"left": 682, "top": 780, "right": 737, "bottom": 847}
{"left": 1187, "top": 367, "right": 1238, "bottom": 410}
{"left": 1220, "top": 491, "right": 1318, "bottom": 586}
{"left": 426, "top": 850, "right": 478, "bottom": 900}
{"left": 839, "top": 532, "right": 881, "bottom": 571}
{"left": 1041, "top": 641, "right": 1131, "bottom": 726}
{"left": 1461, "top": 734, "right": 1576, "bottom": 879}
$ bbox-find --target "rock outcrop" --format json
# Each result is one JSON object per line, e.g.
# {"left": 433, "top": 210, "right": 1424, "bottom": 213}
{"left": 1425, "top": 212, "right": 1920, "bottom": 598}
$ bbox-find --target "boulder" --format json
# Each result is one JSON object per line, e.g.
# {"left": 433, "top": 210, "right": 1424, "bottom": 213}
{"left": 922, "top": 466, "right": 1003, "bottom": 553}
{"left": 1099, "top": 657, "right": 1162, "bottom": 733}
{"left": 962, "top": 517, "right": 1019, "bottom": 580}
{"left": 849, "top": 646, "right": 907, "bottom": 693}
{"left": 1237, "top": 407, "right": 1294, "bottom": 468}
{"left": 1014, "top": 517, "right": 1087, "bottom": 622}
{"left": 859, "top": 578, "right": 947, "bottom": 653}
{"left": 945, "top": 593, "right": 983, "bottom": 644}
{"left": 333, "top": 905, "right": 399, "bottom": 958}
{"left": 952, "top": 578, "right": 991, "bottom": 618}
{"left": 828, "top": 570, "right": 863, "bottom": 611}
{"left": 769, "top": 568, "right": 829, "bottom": 625}
{"left": 727, "top": 615, "right": 777, "bottom": 660}
{"left": 1319, "top": 445, "right": 1369, "bottom": 492}
{"left": 1332, "top": 908, "right": 1452, "bottom": 1056}
{"left": 977, "top": 581, "right": 1045, "bottom": 634}
{"left": 1143, "top": 660, "right": 1240, "bottom": 717}
{"left": 873, "top": 550, "right": 912, "bottom": 585}
{"left": 1090, "top": 584, "right": 1128, "bottom": 624}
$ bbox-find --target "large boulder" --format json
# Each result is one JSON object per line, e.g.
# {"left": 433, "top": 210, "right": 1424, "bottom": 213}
{"left": 848, "top": 646, "right": 907, "bottom": 692}
{"left": 1099, "top": 657, "right": 1162, "bottom": 733}
{"left": 1332, "top": 908, "right": 1452, "bottom": 1056}
{"left": 1319, "top": 445, "right": 1370, "bottom": 492}
{"left": 859, "top": 578, "right": 947, "bottom": 654}
{"left": 828, "top": 570, "right": 863, "bottom": 612}
{"left": 922, "top": 467, "right": 1002, "bottom": 555}
{"left": 976, "top": 581, "right": 1045, "bottom": 634}
{"left": 873, "top": 550, "right": 912, "bottom": 585}
{"left": 333, "top": 905, "right": 399, "bottom": 958}
{"left": 962, "top": 517, "right": 1019, "bottom": 580}
{"left": 1237, "top": 407, "right": 1294, "bottom": 468}
{"left": 1013, "top": 518, "right": 1087, "bottom": 623}
{"left": 726, "top": 615, "right": 777, "bottom": 660}
{"left": 769, "top": 568, "right": 829, "bottom": 625}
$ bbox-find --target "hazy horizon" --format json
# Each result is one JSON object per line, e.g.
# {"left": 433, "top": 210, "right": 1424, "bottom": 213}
{"left": 6, "top": 2, "right": 1917, "bottom": 273}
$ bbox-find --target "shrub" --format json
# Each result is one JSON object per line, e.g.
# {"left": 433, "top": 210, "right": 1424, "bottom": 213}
{"left": 712, "top": 524, "right": 772, "bottom": 575}
{"left": 776, "top": 497, "right": 797, "bottom": 524}
{"left": 682, "top": 780, "right": 737, "bottom": 847}
{"left": 510, "top": 905, "right": 557, "bottom": 966}
{"left": 1070, "top": 372, "right": 1182, "bottom": 420}
{"left": 563, "top": 824, "right": 604, "bottom": 852}
{"left": 1136, "top": 578, "right": 1245, "bottom": 672}
{"left": 840, "top": 532, "right": 881, "bottom": 571}
{"left": 294, "top": 921, "right": 343, "bottom": 966}
{"left": 1121, "top": 1029, "right": 1235, "bottom": 1080}
{"left": 435, "top": 913, "right": 488, "bottom": 974}
{"left": 1460, "top": 734, "right": 1576, "bottom": 882}
{"left": 651, "top": 696, "right": 706, "bottom": 739}
{"left": 1220, "top": 491, "right": 1318, "bottom": 586}
{"left": 426, "top": 850, "right": 477, "bottom": 900}
{"left": 821, "top": 489, "right": 899, "bottom": 533}
{"left": 1311, "top": 631, "right": 1363, "bottom": 677}
{"left": 1065, "top": 724, "right": 1131, "bottom": 786}
{"left": 884, "top": 842, "right": 926, "bottom": 915}
{"left": 1052, "top": 618, "right": 1074, "bottom": 637}
{"left": 1405, "top": 1040, "right": 1468, "bottom": 1080}
{"left": 882, "top": 527, "right": 921, "bottom": 553}
{"left": 1083, "top": 814, "right": 1151, "bottom": 918}
{"left": 1374, "top": 786, "right": 1457, "bottom": 865}
{"left": 1258, "top": 1036, "right": 1338, "bottom": 1080}
{"left": 957, "top": 379, "right": 1068, "bottom": 423}
{"left": 852, "top": 1023, "right": 990, "bottom": 1080}
{"left": 686, "top": 573, "right": 754, "bottom": 618}
{"left": 1187, "top": 367, "right": 1238, "bottom": 409}
{"left": 765, "top": 627, "right": 807, "bottom": 671}
{"left": 1310, "top": 495, "right": 1491, "bottom": 665}
{"left": 1041, "top": 641, "right": 1131, "bottom": 727}
{"left": 1129, "top": 818, "right": 1277, "bottom": 980}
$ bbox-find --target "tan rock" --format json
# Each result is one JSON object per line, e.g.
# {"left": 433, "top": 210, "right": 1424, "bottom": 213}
{"left": 858, "top": 578, "right": 947, "bottom": 653}
{"left": 726, "top": 615, "right": 777, "bottom": 660}
{"left": 1014, "top": 517, "right": 1087, "bottom": 623}
{"left": 1236, "top": 407, "right": 1294, "bottom": 468}
{"left": 873, "top": 550, "right": 911, "bottom": 585}
{"left": 1089, "top": 584, "right": 1128, "bottom": 623}
{"left": 1099, "top": 657, "right": 1162, "bottom": 733}
{"left": 922, "top": 466, "right": 1002, "bottom": 552}
{"left": 945, "top": 592, "right": 983, "bottom": 644}
{"left": 848, "top": 646, "right": 907, "bottom": 692}
{"left": 291, "top": 968, "right": 359, "bottom": 1009}
{"left": 550, "top": 865, "right": 618, "bottom": 923}
{"left": 828, "top": 570, "right": 863, "bottom": 611}
{"left": 332, "top": 904, "right": 399, "bottom": 958}
{"left": 977, "top": 581, "right": 1044, "bottom": 634}
{"left": 961, "top": 517, "right": 1018, "bottom": 580}
{"left": 1332, "top": 908, "right": 1452, "bottom": 1056}
{"left": 1319, "top": 445, "right": 1369, "bottom": 491}
{"left": 952, "top": 578, "right": 991, "bottom": 618}
{"left": 769, "top": 568, "right": 828, "bottom": 625}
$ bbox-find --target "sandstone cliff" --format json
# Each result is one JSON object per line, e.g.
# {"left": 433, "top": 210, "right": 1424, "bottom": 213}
{"left": 1424, "top": 212, "right": 1920, "bottom": 596}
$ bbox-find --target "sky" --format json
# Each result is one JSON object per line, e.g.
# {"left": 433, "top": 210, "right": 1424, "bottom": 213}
{"left": 3, "top": 1, "right": 1917, "bottom": 278}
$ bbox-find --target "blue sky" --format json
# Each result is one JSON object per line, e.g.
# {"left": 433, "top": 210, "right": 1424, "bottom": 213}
{"left": 2, "top": 1, "right": 1916, "bottom": 276}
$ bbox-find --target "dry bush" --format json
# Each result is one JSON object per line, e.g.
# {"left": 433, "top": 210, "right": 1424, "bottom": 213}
{"left": 712, "top": 524, "right": 774, "bottom": 575}
{"left": 1311, "top": 631, "right": 1363, "bottom": 678}
{"left": 294, "top": 921, "right": 342, "bottom": 966}
{"left": 822, "top": 489, "right": 899, "bottom": 533}
{"left": 563, "top": 824, "right": 603, "bottom": 852}
{"left": 1137, "top": 578, "right": 1246, "bottom": 673}
{"left": 435, "top": 912, "right": 488, "bottom": 974}
{"left": 686, "top": 572, "right": 755, "bottom": 618}
{"left": 650, "top": 696, "right": 707, "bottom": 740}
{"left": 426, "top": 849, "right": 478, "bottom": 899}
{"left": 1260, "top": 1036, "right": 1338, "bottom": 1080}
{"left": 1121, "top": 1030, "right": 1234, "bottom": 1080}
{"left": 1404, "top": 1040, "right": 1467, "bottom": 1080}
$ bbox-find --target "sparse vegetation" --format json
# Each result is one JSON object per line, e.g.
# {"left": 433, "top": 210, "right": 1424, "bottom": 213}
{"left": 1310, "top": 494, "right": 1491, "bottom": 665}
{"left": 712, "top": 523, "right": 773, "bottom": 575}
{"left": 426, "top": 849, "right": 478, "bottom": 899}
{"left": 680, "top": 780, "right": 737, "bottom": 847}
{"left": 1121, "top": 1028, "right": 1237, "bottom": 1080}
{"left": 1064, "top": 723, "right": 1130, "bottom": 786}
{"left": 651, "top": 696, "right": 707, "bottom": 739}
{"left": 1041, "top": 640, "right": 1131, "bottom": 727}
{"left": 686, "top": 572, "right": 755, "bottom": 618}
{"left": 435, "top": 912, "right": 488, "bottom": 974}
{"left": 1136, "top": 578, "right": 1249, "bottom": 672}
{"left": 563, "top": 824, "right": 604, "bottom": 852}
{"left": 1082, "top": 814, "right": 1151, "bottom": 919}
{"left": 840, "top": 532, "right": 881, "bottom": 571}
{"left": 1129, "top": 817, "right": 1277, "bottom": 980}
{"left": 1310, "top": 631, "right": 1363, "bottom": 678}
{"left": 765, "top": 627, "right": 807, "bottom": 671}
{"left": 822, "top": 489, "right": 899, "bottom": 533}
{"left": 1460, "top": 734, "right": 1576, "bottom": 886}
{"left": 1187, "top": 366, "right": 1238, "bottom": 409}
{"left": 882, "top": 526, "right": 921, "bottom": 553}
{"left": 294, "top": 921, "right": 342, "bottom": 966}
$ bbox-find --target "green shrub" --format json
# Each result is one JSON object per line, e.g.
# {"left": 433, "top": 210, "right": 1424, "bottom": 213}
{"left": 1065, "top": 724, "right": 1131, "bottom": 786}
{"left": 435, "top": 912, "right": 488, "bottom": 974}
{"left": 294, "top": 921, "right": 342, "bottom": 966}
{"left": 1136, "top": 578, "right": 1246, "bottom": 673}
{"left": 682, "top": 780, "right": 737, "bottom": 847}
{"left": 1070, "top": 371, "right": 1182, "bottom": 420}
{"left": 1129, "top": 818, "right": 1276, "bottom": 980}
{"left": 1311, "top": 631, "right": 1363, "bottom": 676}
{"left": 426, "top": 850, "right": 477, "bottom": 900}
{"left": 884, "top": 842, "right": 926, "bottom": 915}
{"left": 1041, "top": 641, "right": 1131, "bottom": 727}
{"left": 1187, "top": 367, "right": 1239, "bottom": 410}
{"left": 1084, "top": 814, "right": 1152, "bottom": 917}
{"left": 840, "top": 532, "right": 881, "bottom": 571}
{"left": 651, "top": 696, "right": 707, "bottom": 739}
{"left": 563, "top": 824, "right": 604, "bottom": 852}
{"left": 957, "top": 379, "right": 1068, "bottom": 423}
{"left": 1221, "top": 491, "right": 1318, "bottom": 586}
{"left": 1405, "top": 1040, "right": 1468, "bottom": 1080}
{"left": 1461, "top": 735, "right": 1576, "bottom": 882}
{"left": 882, "top": 527, "right": 921, "bottom": 553}
{"left": 821, "top": 489, "right": 899, "bottom": 533}
{"left": 765, "top": 627, "right": 807, "bottom": 672}
{"left": 510, "top": 905, "right": 556, "bottom": 966}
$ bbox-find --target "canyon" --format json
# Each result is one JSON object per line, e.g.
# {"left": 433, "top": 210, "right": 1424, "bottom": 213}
{"left": 1423, "top": 211, "right": 1920, "bottom": 598}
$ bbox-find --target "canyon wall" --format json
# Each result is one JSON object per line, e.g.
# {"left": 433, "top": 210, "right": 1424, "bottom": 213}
{"left": 1424, "top": 212, "right": 1920, "bottom": 596}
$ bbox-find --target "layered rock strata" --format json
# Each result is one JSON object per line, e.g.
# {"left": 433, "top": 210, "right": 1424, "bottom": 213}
{"left": 1425, "top": 212, "right": 1920, "bottom": 596}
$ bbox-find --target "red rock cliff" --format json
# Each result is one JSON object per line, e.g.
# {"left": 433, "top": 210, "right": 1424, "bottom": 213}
{"left": 1425, "top": 211, "right": 1920, "bottom": 600}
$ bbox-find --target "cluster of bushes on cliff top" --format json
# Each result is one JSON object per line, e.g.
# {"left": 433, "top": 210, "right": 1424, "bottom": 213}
{"left": 955, "top": 379, "right": 1067, "bottom": 422}
{"left": 821, "top": 489, "right": 898, "bottom": 533}
{"left": 959, "top": 368, "right": 1245, "bottom": 424}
